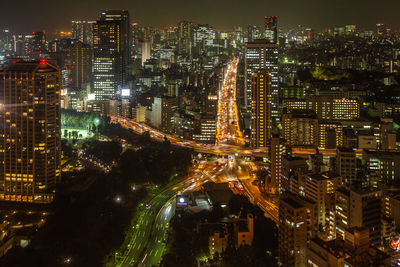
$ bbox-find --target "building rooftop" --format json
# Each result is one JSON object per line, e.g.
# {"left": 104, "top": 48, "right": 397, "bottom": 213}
{"left": 350, "top": 186, "right": 382, "bottom": 196}
{"left": 336, "top": 187, "right": 350, "bottom": 196}
{"left": 363, "top": 149, "right": 400, "bottom": 157}
{"left": 310, "top": 235, "right": 391, "bottom": 265}
{"left": 1, "top": 60, "right": 59, "bottom": 73}
{"left": 337, "top": 147, "right": 355, "bottom": 153}
{"left": 287, "top": 109, "right": 317, "bottom": 119}
{"left": 307, "top": 172, "right": 340, "bottom": 181}
{"left": 281, "top": 196, "right": 304, "bottom": 209}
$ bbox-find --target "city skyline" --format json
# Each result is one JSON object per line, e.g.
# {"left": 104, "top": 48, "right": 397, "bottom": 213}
{"left": 1, "top": 3, "right": 400, "bottom": 266}
{"left": 1, "top": 0, "right": 400, "bottom": 32}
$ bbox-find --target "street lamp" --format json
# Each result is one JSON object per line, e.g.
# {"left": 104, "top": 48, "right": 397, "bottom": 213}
{"left": 114, "top": 196, "right": 122, "bottom": 204}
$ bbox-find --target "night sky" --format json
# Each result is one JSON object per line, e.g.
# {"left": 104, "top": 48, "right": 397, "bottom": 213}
{"left": 1, "top": 0, "right": 400, "bottom": 32}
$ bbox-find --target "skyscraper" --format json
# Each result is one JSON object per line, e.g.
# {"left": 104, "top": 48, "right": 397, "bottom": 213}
{"left": 72, "top": 20, "right": 95, "bottom": 45}
{"left": 178, "top": 21, "right": 193, "bottom": 56}
{"left": 244, "top": 40, "right": 278, "bottom": 116}
{"left": 29, "top": 31, "right": 47, "bottom": 59}
{"left": 251, "top": 69, "right": 272, "bottom": 148}
{"left": 264, "top": 16, "right": 278, "bottom": 44}
{"left": 93, "top": 10, "right": 130, "bottom": 101}
{"left": 70, "top": 41, "right": 92, "bottom": 90}
{"left": 279, "top": 193, "right": 317, "bottom": 266}
{"left": 141, "top": 40, "right": 151, "bottom": 66}
{"left": 267, "top": 136, "right": 286, "bottom": 195}
{"left": 0, "top": 60, "right": 61, "bottom": 203}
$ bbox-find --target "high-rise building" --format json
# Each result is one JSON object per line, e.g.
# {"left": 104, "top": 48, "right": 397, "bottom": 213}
{"left": 72, "top": 20, "right": 95, "bottom": 45}
{"left": 0, "top": 60, "right": 61, "bottom": 203}
{"left": 251, "top": 69, "right": 272, "bottom": 148}
{"left": 0, "top": 30, "right": 13, "bottom": 53}
{"left": 141, "top": 40, "right": 151, "bottom": 66}
{"left": 267, "top": 136, "right": 286, "bottom": 195}
{"left": 301, "top": 172, "right": 342, "bottom": 240}
{"left": 282, "top": 110, "right": 319, "bottom": 147}
{"left": 244, "top": 40, "right": 278, "bottom": 115}
{"left": 178, "top": 21, "right": 193, "bottom": 56}
{"left": 151, "top": 96, "right": 177, "bottom": 131}
{"left": 336, "top": 147, "right": 357, "bottom": 184}
{"left": 335, "top": 187, "right": 350, "bottom": 240}
{"left": 93, "top": 10, "right": 130, "bottom": 101}
{"left": 32, "top": 31, "right": 46, "bottom": 53}
{"left": 70, "top": 41, "right": 92, "bottom": 90}
{"left": 264, "top": 16, "right": 278, "bottom": 44}
{"left": 279, "top": 193, "right": 318, "bottom": 266}
{"left": 335, "top": 186, "right": 382, "bottom": 247}
{"left": 193, "top": 24, "right": 215, "bottom": 54}
{"left": 192, "top": 115, "right": 217, "bottom": 144}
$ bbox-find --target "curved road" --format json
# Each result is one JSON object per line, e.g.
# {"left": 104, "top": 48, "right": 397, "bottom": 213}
{"left": 117, "top": 161, "right": 220, "bottom": 267}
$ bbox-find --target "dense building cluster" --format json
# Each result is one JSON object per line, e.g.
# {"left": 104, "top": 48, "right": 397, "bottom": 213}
{"left": 1, "top": 9, "right": 400, "bottom": 267}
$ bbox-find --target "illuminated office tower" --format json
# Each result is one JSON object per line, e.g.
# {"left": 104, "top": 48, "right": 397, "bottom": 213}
{"left": 0, "top": 30, "right": 13, "bottom": 53}
{"left": 141, "top": 40, "right": 151, "bottom": 66}
{"left": 264, "top": 16, "right": 278, "bottom": 44}
{"left": 70, "top": 41, "right": 92, "bottom": 90}
{"left": 247, "top": 25, "right": 256, "bottom": 42}
{"left": 244, "top": 40, "right": 278, "bottom": 115}
{"left": 192, "top": 115, "right": 217, "bottom": 144}
{"left": 151, "top": 96, "right": 178, "bottom": 131}
{"left": 72, "top": 20, "right": 95, "bottom": 45}
{"left": 32, "top": 31, "right": 46, "bottom": 52}
{"left": 178, "top": 21, "right": 193, "bottom": 56}
{"left": 0, "top": 60, "right": 61, "bottom": 203}
{"left": 283, "top": 96, "right": 360, "bottom": 120}
{"left": 93, "top": 10, "right": 130, "bottom": 101}
{"left": 251, "top": 69, "right": 272, "bottom": 148}
{"left": 193, "top": 24, "right": 215, "bottom": 53}
{"left": 282, "top": 110, "right": 319, "bottom": 147}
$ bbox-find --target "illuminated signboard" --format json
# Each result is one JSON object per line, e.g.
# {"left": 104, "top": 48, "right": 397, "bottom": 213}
{"left": 87, "top": 93, "right": 95, "bottom": 101}
{"left": 121, "top": 89, "right": 131, "bottom": 97}
{"left": 176, "top": 195, "right": 188, "bottom": 206}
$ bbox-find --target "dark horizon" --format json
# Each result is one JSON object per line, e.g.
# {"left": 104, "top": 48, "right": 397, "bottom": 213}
{"left": 1, "top": 0, "right": 400, "bottom": 33}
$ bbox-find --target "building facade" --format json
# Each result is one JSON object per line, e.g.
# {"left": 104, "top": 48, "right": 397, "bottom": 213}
{"left": 251, "top": 69, "right": 272, "bottom": 148}
{"left": 244, "top": 40, "right": 278, "bottom": 115}
{"left": 93, "top": 10, "right": 130, "bottom": 101}
{"left": 0, "top": 60, "right": 61, "bottom": 203}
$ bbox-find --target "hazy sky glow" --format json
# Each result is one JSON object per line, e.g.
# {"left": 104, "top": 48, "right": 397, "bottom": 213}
{"left": 1, "top": 0, "right": 400, "bottom": 32}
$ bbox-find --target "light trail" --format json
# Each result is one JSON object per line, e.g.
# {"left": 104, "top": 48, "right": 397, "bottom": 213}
{"left": 216, "top": 58, "right": 245, "bottom": 146}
